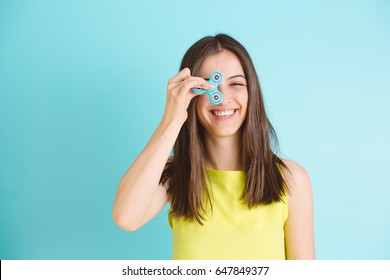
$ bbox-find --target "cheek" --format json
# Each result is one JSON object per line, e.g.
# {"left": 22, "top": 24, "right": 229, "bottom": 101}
{"left": 237, "top": 90, "right": 249, "bottom": 109}
{"left": 196, "top": 94, "right": 210, "bottom": 110}
{"left": 196, "top": 95, "right": 211, "bottom": 127}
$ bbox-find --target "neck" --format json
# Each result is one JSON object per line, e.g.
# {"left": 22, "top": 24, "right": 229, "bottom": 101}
{"left": 204, "top": 133, "right": 243, "bottom": 171}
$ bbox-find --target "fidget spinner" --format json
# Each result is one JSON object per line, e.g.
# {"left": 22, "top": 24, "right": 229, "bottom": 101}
{"left": 192, "top": 71, "right": 224, "bottom": 105}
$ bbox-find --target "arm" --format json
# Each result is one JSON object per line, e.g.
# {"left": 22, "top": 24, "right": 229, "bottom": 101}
{"left": 282, "top": 159, "right": 316, "bottom": 259}
{"left": 112, "top": 68, "right": 214, "bottom": 231}
{"left": 112, "top": 120, "right": 179, "bottom": 232}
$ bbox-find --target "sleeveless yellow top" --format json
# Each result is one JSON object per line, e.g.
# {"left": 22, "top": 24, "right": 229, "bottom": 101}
{"left": 168, "top": 169, "right": 288, "bottom": 260}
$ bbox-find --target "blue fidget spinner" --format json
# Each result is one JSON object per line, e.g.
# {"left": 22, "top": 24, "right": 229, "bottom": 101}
{"left": 192, "top": 71, "right": 224, "bottom": 105}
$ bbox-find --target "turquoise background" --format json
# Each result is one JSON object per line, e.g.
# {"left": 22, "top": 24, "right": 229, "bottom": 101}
{"left": 1, "top": 0, "right": 389, "bottom": 260}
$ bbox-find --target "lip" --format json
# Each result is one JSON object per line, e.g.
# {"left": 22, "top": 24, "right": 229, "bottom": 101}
{"left": 209, "top": 107, "right": 238, "bottom": 113}
{"left": 209, "top": 108, "right": 238, "bottom": 121}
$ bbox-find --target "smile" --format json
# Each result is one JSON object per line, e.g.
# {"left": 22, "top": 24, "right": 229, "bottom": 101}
{"left": 210, "top": 109, "right": 237, "bottom": 119}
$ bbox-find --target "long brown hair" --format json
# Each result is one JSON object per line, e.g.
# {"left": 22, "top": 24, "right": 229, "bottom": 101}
{"left": 160, "top": 34, "right": 289, "bottom": 224}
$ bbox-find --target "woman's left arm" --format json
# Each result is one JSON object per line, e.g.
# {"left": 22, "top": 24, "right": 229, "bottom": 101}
{"left": 282, "top": 159, "right": 316, "bottom": 260}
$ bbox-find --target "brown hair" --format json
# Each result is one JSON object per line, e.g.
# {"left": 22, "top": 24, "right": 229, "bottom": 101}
{"left": 160, "top": 34, "right": 288, "bottom": 224}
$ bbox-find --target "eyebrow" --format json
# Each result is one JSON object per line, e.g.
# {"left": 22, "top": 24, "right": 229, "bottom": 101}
{"left": 228, "top": 74, "right": 246, "bottom": 80}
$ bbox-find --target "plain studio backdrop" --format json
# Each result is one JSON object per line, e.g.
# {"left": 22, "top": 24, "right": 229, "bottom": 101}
{"left": 0, "top": 0, "right": 389, "bottom": 259}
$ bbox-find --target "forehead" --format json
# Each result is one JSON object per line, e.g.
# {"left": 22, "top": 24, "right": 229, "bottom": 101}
{"left": 199, "top": 50, "right": 244, "bottom": 77}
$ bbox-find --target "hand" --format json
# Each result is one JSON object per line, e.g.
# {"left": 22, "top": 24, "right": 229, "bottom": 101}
{"left": 162, "top": 68, "right": 214, "bottom": 125}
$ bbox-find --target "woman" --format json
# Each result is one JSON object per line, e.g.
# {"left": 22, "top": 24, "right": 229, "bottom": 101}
{"left": 112, "top": 34, "right": 315, "bottom": 260}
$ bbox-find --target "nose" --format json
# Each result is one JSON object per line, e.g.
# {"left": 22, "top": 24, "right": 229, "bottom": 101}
{"left": 218, "top": 83, "right": 232, "bottom": 105}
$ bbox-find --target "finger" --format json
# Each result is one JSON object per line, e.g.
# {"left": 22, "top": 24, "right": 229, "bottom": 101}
{"left": 168, "top": 67, "right": 191, "bottom": 84}
{"left": 188, "top": 77, "right": 215, "bottom": 91}
{"left": 179, "top": 78, "right": 215, "bottom": 95}
{"left": 169, "top": 76, "right": 214, "bottom": 94}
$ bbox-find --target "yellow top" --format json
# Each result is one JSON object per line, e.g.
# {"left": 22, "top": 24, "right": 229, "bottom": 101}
{"left": 168, "top": 169, "right": 288, "bottom": 260}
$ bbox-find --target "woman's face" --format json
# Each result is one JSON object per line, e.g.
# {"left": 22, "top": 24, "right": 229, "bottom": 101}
{"left": 196, "top": 50, "right": 248, "bottom": 139}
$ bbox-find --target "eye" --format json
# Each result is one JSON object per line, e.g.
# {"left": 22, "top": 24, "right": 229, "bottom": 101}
{"left": 230, "top": 82, "right": 246, "bottom": 87}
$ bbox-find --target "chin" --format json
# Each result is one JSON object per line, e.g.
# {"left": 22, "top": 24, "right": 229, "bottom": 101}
{"left": 212, "top": 128, "right": 241, "bottom": 138}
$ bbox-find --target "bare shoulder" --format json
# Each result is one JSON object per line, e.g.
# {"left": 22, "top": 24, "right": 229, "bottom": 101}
{"left": 281, "top": 158, "right": 316, "bottom": 259}
{"left": 280, "top": 158, "right": 312, "bottom": 197}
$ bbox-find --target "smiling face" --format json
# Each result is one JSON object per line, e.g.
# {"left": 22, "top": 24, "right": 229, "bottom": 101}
{"left": 196, "top": 49, "right": 248, "bottom": 140}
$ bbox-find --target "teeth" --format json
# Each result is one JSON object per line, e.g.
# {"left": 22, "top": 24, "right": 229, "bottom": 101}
{"left": 212, "top": 110, "right": 235, "bottom": 117}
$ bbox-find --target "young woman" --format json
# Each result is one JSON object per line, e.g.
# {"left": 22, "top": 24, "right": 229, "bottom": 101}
{"left": 112, "top": 34, "right": 315, "bottom": 260}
